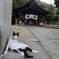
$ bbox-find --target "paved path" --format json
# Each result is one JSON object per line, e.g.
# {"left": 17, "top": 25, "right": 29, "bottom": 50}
{"left": 28, "top": 26, "right": 59, "bottom": 59}
{"left": 11, "top": 25, "right": 51, "bottom": 59}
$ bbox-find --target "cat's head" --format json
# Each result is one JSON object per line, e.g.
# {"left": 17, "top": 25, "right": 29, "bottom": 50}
{"left": 12, "top": 31, "right": 19, "bottom": 39}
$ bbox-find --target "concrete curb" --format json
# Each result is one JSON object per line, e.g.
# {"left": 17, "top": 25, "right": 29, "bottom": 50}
{"left": 0, "top": 52, "right": 24, "bottom": 59}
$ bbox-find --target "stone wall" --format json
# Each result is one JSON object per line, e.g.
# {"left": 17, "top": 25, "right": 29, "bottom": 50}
{"left": 0, "top": 0, "right": 12, "bottom": 54}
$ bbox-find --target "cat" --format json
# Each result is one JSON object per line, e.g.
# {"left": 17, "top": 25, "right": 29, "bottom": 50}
{"left": 4, "top": 31, "right": 38, "bottom": 58}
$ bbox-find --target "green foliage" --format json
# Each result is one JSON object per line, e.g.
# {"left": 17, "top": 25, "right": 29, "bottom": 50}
{"left": 52, "top": 15, "right": 59, "bottom": 22}
{"left": 44, "top": 14, "right": 59, "bottom": 24}
{"left": 13, "top": 0, "right": 29, "bottom": 9}
{"left": 35, "top": 0, "right": 57, "bottom": 16}
{"left": 36, "top": 1, "right": 50, "bottom": 9}
{"left": 44, "top": 14, "right": 53, "bottom": 23}
{"left": 56, "top": 10, "right": 59, "bottom": 14}
{"left": 38, "top": 2, "right": 59, "bottom": 23}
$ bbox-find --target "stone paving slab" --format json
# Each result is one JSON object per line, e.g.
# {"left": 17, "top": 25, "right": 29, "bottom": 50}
{"left": 23, "top": 41, "right": 51, "bottom": 59}
{"left": 11, "top": 25, "right": 51, "bottom": 59}
{"left": 0, "top": 25, "right": 51, "bottom": 59}
{"left": 0, "top": 52, "right": 24, "bottom": 59}
{"left": 11, "top": 26, "right": 36, "bottom": 40}
{"left": 28, "top": 26, "right": 59, "bottom": 59}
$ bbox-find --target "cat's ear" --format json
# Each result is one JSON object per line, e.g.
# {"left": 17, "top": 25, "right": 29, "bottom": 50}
{"left": 18, "top": 32, "right": 19, "bottom": 34}
{"left": 13, "top": 31, "right": 15, "bottom": 34}
{"left": 17, "top": 32, "right": 19, "bottom": 37}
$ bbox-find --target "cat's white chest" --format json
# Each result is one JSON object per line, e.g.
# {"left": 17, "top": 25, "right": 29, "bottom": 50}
{"left": 9, "top": 40, "right": 29, "bottom": 50}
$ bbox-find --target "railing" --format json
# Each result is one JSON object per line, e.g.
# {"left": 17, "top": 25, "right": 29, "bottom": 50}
{"left": 46, "top": 24, "right": 59, "bottom": 29}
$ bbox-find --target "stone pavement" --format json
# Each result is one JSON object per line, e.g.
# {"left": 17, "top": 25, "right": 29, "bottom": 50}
{"left": 11, "top": 25, "right": 51, "bottom": 59}
{"left": 28, "top": 26, "right": 59, "bottom": 59}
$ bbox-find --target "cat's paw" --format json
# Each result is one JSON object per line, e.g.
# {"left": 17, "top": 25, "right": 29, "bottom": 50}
{"left": 4, "top": 51, "right": 7, "bottom": 54}
{"left": 33, "top": 50, "right": 38, "bottom": 53}
{"left": 21, "top": 52, "right": 24, "bottom": 57}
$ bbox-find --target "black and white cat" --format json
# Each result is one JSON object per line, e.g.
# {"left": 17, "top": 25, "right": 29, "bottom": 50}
{"left": 4, "top": 31, "right": 38, "bottom": 58}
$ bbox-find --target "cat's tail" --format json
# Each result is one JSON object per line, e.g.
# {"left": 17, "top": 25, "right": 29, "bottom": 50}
{"left": 32, "top": 50, "right": 38, "bottom": 53}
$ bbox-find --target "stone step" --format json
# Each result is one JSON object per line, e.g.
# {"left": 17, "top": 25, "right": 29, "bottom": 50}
{"left": 0, "top": 52, "right": 24, "bottom": 59}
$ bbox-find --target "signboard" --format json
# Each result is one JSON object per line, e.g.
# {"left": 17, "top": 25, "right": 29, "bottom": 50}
{"left": 25, "top": 14, "right": 38, "bottom": 20}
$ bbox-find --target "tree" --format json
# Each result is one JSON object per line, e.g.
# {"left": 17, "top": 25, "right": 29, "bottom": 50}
{"left": 36, "top": 1, "right": 50, "bottom": 9}
{"left": 52, "top": 15, "right": 59, "bottom": 22}
{"left": 13, "top": 0, "right": 29, "bottom": 9}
